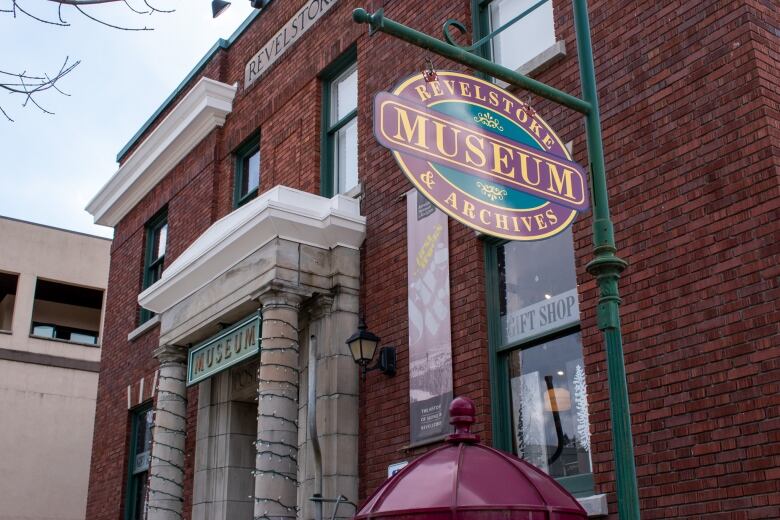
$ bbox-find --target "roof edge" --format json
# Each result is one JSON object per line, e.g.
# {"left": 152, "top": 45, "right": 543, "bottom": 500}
{"left": 0, "top": 215, "right": 113, "bottom": 241}
{"left": 116, "top": 5, "right": 268, "bottom": 163}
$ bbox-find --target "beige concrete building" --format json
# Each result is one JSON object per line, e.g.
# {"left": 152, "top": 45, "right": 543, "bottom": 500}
{"left": 0, "top": 216, "right": 110, "bottom": 520}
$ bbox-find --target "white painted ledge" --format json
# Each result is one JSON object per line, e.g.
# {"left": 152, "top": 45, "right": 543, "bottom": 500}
{"left": 496, "top": 40, "right": 567, "bottom": 89}
{"left": 86, "top": 77, "right": 238, "bottom": 227}
{"left": 127, "top": 315, "right": 160, "bottom": 342}
{"left": 138, "top": 186, "right": 366, "bottom": 314}
{"left": 578, "top": 494, "right": 608, "bottom": 517}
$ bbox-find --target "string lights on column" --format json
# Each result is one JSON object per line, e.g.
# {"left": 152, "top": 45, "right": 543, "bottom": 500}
{"left": 254, "top": 299, "right": 302, "bottom": 520}
{"left": 146, "top": 348, "right": 188, "bottom": 520}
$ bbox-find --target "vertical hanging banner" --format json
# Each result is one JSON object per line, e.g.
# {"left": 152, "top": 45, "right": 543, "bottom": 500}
{"left": 407, "top": 189, "right": 453, "bottom": 444}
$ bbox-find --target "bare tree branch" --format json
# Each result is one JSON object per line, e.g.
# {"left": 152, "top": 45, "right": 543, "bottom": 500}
{"left": 144, "top": 0, "right": 174, "bottom": 14}
{"left": 122, "top": 0, "right": 150, "bottom": 15}
{"left": 0, "top": 57, "right": 79, "bottom": 120}
{"left": 0, "top": 0, "right": 175, "bottom": 120}
{"left": 12, "top": 1, "right": 69, "bottom": 25}
{"left": 73, "top": 4, "right": 152, "bottom": 30}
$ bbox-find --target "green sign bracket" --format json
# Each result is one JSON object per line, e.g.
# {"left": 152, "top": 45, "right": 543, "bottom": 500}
{"left": 353, "top": 2, "right": 640, "bottom": 518}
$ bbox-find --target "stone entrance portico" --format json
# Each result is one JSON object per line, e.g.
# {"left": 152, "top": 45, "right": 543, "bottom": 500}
{"left": 138, "top": 187, "right": 365, "bottom": 520}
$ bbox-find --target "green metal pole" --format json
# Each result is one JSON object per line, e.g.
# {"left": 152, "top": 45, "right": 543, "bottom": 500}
{"left": 571, "top": 0, "right": 640, "bottom": 518}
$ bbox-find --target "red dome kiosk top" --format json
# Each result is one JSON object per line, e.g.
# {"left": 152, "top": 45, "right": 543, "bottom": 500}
{"left": 355, "top": 397, "right": 588, "bottom": 520}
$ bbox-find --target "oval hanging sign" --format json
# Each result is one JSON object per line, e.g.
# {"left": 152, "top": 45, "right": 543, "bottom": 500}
{"left": 374, "top": 71, "right": 589, "bottom": 240}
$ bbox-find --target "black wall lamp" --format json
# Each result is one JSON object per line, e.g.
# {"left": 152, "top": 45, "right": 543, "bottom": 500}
{"left": 346, "top": 320, "right": 396, "bottom": 381}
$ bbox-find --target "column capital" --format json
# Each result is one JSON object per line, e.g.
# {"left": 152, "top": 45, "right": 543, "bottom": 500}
{"left": 153, "top": 344, "right": 187, "bottom": 365}
{"left": 255, "top": 280, "right": 311, "bottom": 309}
{"left": 306, "top": 293, "right": 334, "bottom": 321}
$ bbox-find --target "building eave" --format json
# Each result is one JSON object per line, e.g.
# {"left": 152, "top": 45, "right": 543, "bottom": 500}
{"left": 138, "top": 186, "right": 366, "bottom": 315}
{"left": 85, "top": 77, "right": 238, "bottom": 228}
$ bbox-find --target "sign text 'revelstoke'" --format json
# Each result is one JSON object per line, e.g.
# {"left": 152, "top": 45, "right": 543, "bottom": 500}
{"left": 244, "top": 0, "right": 337, "bottom": 88}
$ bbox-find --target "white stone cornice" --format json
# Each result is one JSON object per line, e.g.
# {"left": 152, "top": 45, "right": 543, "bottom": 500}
{"left": 85, "top": 77, "right": 237, "bottom": 227}
{"left": 138, "top": 186, "right": 366, "bottom": 314}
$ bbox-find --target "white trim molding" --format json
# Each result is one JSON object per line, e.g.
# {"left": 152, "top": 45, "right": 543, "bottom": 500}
{"left": 138, "top": 186, "right": 366, "bottom": 314}
{"left": 127, "top": 314, "right": 160, "bottom": 342}
{"left": 577, "top": 494, "right": 608, "bottom": 517}
{"left": 86, "top": 77, "right": 238, "bottom": 227}
{"left": 496, "top": 40, "right": 567, "bottom": 89}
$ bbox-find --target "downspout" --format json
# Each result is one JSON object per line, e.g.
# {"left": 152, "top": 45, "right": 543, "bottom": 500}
{"left": 308, "top": 334, "right": 323, "bottom": 520}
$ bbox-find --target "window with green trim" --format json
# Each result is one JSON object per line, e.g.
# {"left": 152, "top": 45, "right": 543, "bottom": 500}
{"left": 473, "top": 0, "right": 556, "bottom": 71}
{"left": 140, "top": 209, "right": 167, "bottom": 324}
{"left": 486, "top": 227, "right": 594, "bottom": 496}
{"left": 234, "top": 139, "right": 260, "bottom": 207}
{"left": 125, "top": 404, "right": 153, "bottom": 520}
{"left": 321, "top": 50, "right": 358, "bottom": 197}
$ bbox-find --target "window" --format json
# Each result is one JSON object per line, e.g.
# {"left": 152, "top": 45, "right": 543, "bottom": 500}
{"left": 31, "top": 322, "right": 99, "bottom": 345}
{"left": 29, "top": 279, "right": 103, "bottom": 345}
{"left": 321, "top": 48, "right": 358, "bottom": 197}
{"left": 0, "top": 271, "right": 18, "bottom": 332}
{"left": 235, "top": 138, "right": 260, "bottom": 207}
{"left": 140, "top": 209, "right": 167, "bottom": 323}
{"left": 125, "top": 405, "right": 153, "bottom": 520}
{"left": 474, "top": 0, "right": 556, "bottom": 72}
{"left": 486, "top": 227, "right": 593, "bottom": 496}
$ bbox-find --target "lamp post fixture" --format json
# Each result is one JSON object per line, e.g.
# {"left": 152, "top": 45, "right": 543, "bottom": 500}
{"left": 346, "top": 320, "right": 396, "bottom": 381}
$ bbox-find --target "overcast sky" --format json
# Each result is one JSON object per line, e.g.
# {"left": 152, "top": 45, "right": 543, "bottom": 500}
{"left": 0, "top": 0, "right": 255, "bottom": 238}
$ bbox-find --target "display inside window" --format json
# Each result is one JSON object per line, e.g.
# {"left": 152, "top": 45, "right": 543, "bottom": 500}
{"left": 328, "top": 64, "right": 358, "bottom": 194}
{"left": 497, "top": 227, "right": 578, "bottom": 346}
{"left": 492, "top": 224, "right": 592, "bottom": 493}
{"left": 508, "top": 333, "right": 591, "bottom": 479}
{"left": 489, "top": 0, "right": 556, "bottom": 72}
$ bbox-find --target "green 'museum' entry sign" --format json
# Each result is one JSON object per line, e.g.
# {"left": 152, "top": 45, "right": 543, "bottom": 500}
{"left": 374, "top": 71, "right": 589, "bottom": 241}
{"left": 187, "top": 313, "right": 261, "bottom": 386}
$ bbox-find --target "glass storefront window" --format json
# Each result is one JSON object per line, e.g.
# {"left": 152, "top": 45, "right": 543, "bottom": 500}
{"left": 507, "top": 333, "right": 591, "bottom": 478}
{"left": 488, "top": 226, "right": 593, "bottom": 495}
{"left": 498, "top": 227, "right": 579, "bottom": 346}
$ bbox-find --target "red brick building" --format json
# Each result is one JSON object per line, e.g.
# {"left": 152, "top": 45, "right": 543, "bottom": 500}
{"left": 85, "top": 1, "right": 779, "bottom": 519}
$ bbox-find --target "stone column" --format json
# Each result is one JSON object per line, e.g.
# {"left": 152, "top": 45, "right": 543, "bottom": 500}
{"left": 255, "top": 290, "right": 303, "bottom": 520}
{"left": 297, "top": 288, "right": 360, "bottom": 520}
{"left": 147, "top": 344, "right": 188, "bottom": 520}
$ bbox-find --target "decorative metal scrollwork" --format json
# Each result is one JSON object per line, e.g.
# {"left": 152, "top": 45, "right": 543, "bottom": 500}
{"left": 474, "top": 112, "right": 504, "bottom": 131}
{"left": 476, "top": 182, "right": 507, "bottom": 201}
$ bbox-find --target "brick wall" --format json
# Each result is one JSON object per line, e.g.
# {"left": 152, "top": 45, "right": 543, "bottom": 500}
{"left": 86, "top": 0, "right": 779, "bottom": 518}
{"left": 544, "top": 1, "right": 779, "bottom": 517}
{"left": 354, "top": 0, "right": 493, "bottom": 500}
